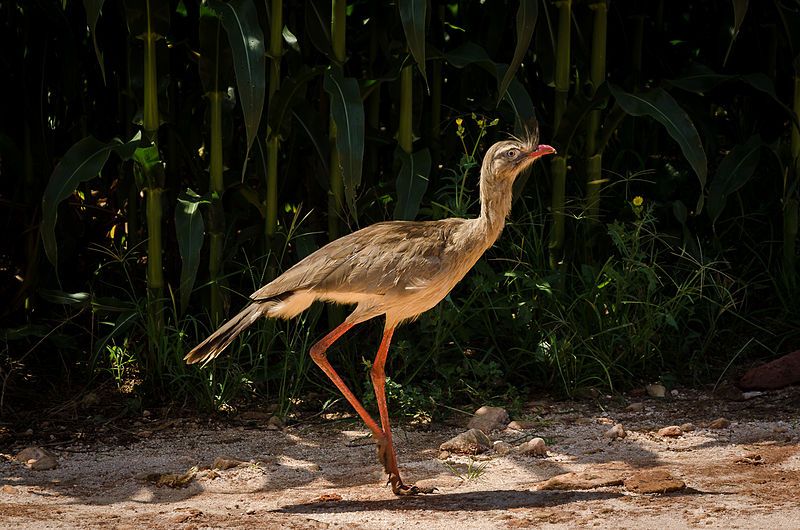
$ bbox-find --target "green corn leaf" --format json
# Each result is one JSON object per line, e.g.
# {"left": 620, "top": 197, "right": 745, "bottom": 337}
{"left": 497, "top": 0, "right": 538, "bottom": 104}
{"left": 304, "top": 0, "right": 333, "bottom": 60}
{"left": 609, "top": 84, "right": 708, "bottom": 212}
{"left": 208, "top": 0, "right": 266, "bottom": 175}
{"left": 324, "top": 66, "right": 364, "bottom": 217}
{"left": 175, "top": 189, "right": 207, "bottom": 314}
{"left": 445, "top": 42, "right": 535, "bottom": 133}
{"left": 123, "top": 0, "right": 170, "bottom": 39}
{"left": 724, "top": 0, "right": 749, "bottom": 67}
{"left": 83, "top": 0, "right": 106, "bottom": 83}
{"left": 267, "top": 66, "right": 324, "bottom": 141}
{"left": 398, "top": 0, "right": 428, "bottom": 88}
{"left": 707, "top": 135, "right": 762, "bottom": 224}
{"left": 394, "top": 147, "right": 431, "bottom": 221}
{"left": 42, "top": 133, "right": 141, "bottom": 268}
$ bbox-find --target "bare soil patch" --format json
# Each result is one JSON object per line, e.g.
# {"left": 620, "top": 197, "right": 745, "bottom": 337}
{"left": 2, "top": 387, "right": 800, "bottom": 528}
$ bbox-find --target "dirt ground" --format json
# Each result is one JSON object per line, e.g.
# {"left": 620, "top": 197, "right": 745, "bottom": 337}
{"left": 2, "top": 386, "right": 800, "bottom": 529}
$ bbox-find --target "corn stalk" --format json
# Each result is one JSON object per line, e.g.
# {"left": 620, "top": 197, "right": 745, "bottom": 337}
{"left": 585, "top": 0, "right": 607, "bottom": 226}
{"left": 328, "top": 0, "right": 346, "bottom": 241}
{"left": 549, "top": 0, "right": 571, "bottom": 270}
{"left": 265, "top": 0, "right": 282, "bottom": 241}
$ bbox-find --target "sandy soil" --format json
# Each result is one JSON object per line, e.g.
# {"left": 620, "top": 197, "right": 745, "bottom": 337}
{"left": 2, "top": 386, "right": 800, "bottom": 529}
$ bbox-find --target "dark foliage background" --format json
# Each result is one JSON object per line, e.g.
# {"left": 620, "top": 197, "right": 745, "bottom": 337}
{"left": 2, "top": 0, "right": 800, "bottom": 418}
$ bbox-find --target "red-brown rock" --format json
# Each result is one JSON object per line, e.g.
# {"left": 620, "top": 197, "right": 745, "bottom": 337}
{"left": 739, "top": 350, "right": 800, "bottom": 390}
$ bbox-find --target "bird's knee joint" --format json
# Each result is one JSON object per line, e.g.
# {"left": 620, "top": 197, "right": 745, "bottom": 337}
{"left": 309, "top": 346, "right": 326, "bottom": 364}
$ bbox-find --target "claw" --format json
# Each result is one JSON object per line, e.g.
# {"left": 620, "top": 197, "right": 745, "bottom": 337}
{"left": 388, "top": 473, "right": 437, "bottom": 496}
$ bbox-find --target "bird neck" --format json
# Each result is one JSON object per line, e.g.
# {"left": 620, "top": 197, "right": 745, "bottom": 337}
{"left": 475, "top": 169, "right": 514, "bottom": 246}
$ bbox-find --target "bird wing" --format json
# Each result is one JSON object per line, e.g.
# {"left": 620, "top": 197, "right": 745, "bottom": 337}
{"left": 250, "top": 219, "right": 466, "bottom": 301}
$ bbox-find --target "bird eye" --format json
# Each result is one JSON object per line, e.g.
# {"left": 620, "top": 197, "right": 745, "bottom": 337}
{"left": 506, "top": 149, "right": 519, "bottom": 159}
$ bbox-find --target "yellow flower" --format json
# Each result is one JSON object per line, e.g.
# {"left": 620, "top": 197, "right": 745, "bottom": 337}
{"left": 632, "top": 196, "right": 644, "bottom": 207}
{"left": 456, "top": 118, "right": 463, "bottom": 127}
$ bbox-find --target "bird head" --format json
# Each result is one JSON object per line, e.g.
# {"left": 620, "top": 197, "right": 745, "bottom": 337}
{"left": 482, "top": 126, "right": 556, "bottom": 181}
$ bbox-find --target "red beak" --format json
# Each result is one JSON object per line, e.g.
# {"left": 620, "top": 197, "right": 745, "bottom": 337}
{"left": 529, "top": 144, "right": 557, "bottom": 158}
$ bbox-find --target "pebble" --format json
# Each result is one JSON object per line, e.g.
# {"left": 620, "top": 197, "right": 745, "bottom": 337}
{"left": 679, "top": 423, "right": 695, "bottom": 432}
{"left": 467, "top": 406, "right": 510, "bottom": 433}
{"left": 439, "top": 429, "right": 493, "bottom": 455}
{"left": 13, "top": 447, "right": 58, "bottom": 471}
{"left": 646, "top": 384, "right": 667, "bottom": 398}
{"left": 604, "top": 423, "right": 627, "bottom": 440}
{"left": 708, "top": 417, "right": 731, "bottom": 429}
{"left": 657, "top": 426, "right": 683, "bottom": 437}
{"left": 625, "top": 402, "right": 645, "bottom": 412}
{"left": 624, "top": 469, "right": 685, "bottom": 494}
{"left": 535, "top": 470, "right": 624, "bottom": 490}
{"left": 670, "top": 389, "right": 679, "bottom": 397}
{"left": 266, "top": 416, "right": 284, "bottom": 430}
{"left": 212, "top": 456, "right": 245, "bottom": 470}
{"left": 1, "top": 485, "right": 17, "bottom": 494}
{"left": 493, "top": 440, "right": 513, "bottom": 455}
{"left": 506, "top": 420, "right": 536, "bottom": 430}
{"left": 517, "top": 437, "right": 547, "bottom": 457}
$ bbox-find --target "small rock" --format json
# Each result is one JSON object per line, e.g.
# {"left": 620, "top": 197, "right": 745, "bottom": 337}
{"left": 22, "top": 428, "right": 33, "bottom": 437}
{"left": 439, "top": 429, "right": 493, "bottom": 455}
{"left": 670, "top": 389, "right": 679, "bottom": 397}
{"left": 646, "top": 384, "right": 666, "bottom": 398}
{"left": 708, "top": 417, "right": 731, "bottom": 429}
{"left": 136, "top": 430, "right": 153, "bottom": 438}
{"left": 493, "top": 440, "right": 513, "bottom": 455}
{"left": 142, "top": 410, "right": 151, "bottom": 417}
{"left": 742, "top": 391, "right": 765, "bottom": 400}
{"left": 604, "top": 424, "right": 626, "bottom": 440}
{"left": 657, "top": 426, "right": 683, "bottom": 437}
{"left": 624, "top": 469, "right": 685, "bottom": 494}
{"left": 245, "top": 508, "right": 256, "bottom": 515}
{"left": 517, "top": 437, "right": 547, "bottom": 457}
{"left": 13, "top": 447, "right": 58, "bottom": 470}
{"left": 238, "top": 411, "right": 272, "bottom": 421}
{"left": 467, "top": 406, "right": 510, "bottom": 433}
{"left": 506, "top": 420, "right": 536, "bottom": 431}
{"left": 80, "top": 393, "right": 100, "bottom": 408}
{"left": 596, "top": 417, "right": 614, "bottom": 425}
{"left": 315, "top": 493, "right": 343, "bottom": 502}
{"left": 266, "top": 416, "right": 284, "bottom": 430}
{"left": 30, "top": 454, "right": 59, "bottom": 471}
{"left": 625, "top": 402, "right": 645, "bottom": 412}
{"left": 679, "top": 423, "right": 695, "bottom": 432}
{"left": 735, "top": 452, "right": 764, "bottom": 465}
{"left": 535, "top": 470, "right": 624, "bottom": 490}
{"left": 212, "top": 456, "right": 245, "bottom": 470}
{"left": 438, "top": 450, "right": 451, "bottom": 460}
{"left": 1, "top": 485, "right": 18, "bottom": 494}
{"left": 739, "top": 350, "right": 800, "bottom": 390}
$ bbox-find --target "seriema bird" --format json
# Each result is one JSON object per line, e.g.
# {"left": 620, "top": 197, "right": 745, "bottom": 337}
{"left": 185, "top": 130, "right": 556, "bottom": 495}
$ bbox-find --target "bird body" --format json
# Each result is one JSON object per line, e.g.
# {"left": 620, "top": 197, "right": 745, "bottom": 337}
{"left": 186, "top": 132, "right": 555, "bottom": 495}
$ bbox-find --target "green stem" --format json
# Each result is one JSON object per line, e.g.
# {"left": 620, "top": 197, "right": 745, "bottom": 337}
{"left": 143, "top": 33, "right": 159, "bottom": 140}
{"left": 399, "top": 60, "right": 413, "bottom": 154}
{"left": 209, "top": 90, "right": 224, "bottom": 324}
{"left": 265, "top": 0, "right": 282, "bottom": 240}
{"left": 550, "top": 0, "right": 572, "bottom": 269}
{"left": 145, "top": 187, "right": 163, "bottom": 325}
{"left": 585, "top": 1, "right": 607, "bottom": 225}
{"left": 328, "top": 0, "right": 347, "bottom": 241}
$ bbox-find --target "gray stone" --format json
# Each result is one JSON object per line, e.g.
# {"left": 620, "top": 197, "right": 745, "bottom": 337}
{"left": 604, "top": 423, "right": 626, "bottom": 440}
{"left": 467, "top": 406, "right": 510, "bottom": 433}
{"left": 517, "top": 437, "right": 547, "bottom": 457}
{"left": 439, "top": 429, "right": 493, "bottom": 455}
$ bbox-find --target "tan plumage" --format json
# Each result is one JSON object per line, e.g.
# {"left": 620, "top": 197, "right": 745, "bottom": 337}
{"left": 185, "top": 131, "right": 555, "bottom": 495}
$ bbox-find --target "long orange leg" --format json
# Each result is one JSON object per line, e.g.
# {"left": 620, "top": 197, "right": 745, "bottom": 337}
{"left": 309, "top": 322, "right": 383, "bottom": 440}
{"left": 371, "top": 326, "right": 435, "bottom": 495}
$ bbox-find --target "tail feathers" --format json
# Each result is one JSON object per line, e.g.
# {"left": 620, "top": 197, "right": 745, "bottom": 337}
{"left": 184, "top": 303, "right": 267, "bottom": 365}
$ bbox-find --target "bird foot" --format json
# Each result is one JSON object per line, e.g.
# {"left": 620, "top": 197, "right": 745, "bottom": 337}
{"left": 388, "top": 474, "right": 437, "bottom": 496}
